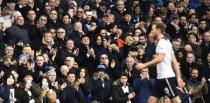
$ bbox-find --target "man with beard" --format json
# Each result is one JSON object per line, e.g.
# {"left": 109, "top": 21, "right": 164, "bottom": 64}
{"left": 138, "top": 34, "right": 155, "bottom": 62}
{"left": 186, "top": 68, "right": 208, "bottom": 103}
{"left": 178, "top": 16, "right": 189, "bottom": 41}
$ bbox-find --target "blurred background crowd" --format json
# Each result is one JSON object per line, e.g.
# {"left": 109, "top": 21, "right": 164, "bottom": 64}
{"left": 0, "top": 0, "right": 209, "bottom": 103}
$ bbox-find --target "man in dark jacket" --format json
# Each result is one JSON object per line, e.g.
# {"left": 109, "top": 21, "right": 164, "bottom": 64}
{"left": 200, "top": 31, "right": 210, "bottom": 62}
{"left": 92, "top": 64, "right": 112, "bottom": 103}
{"left": 60, "top": 71, "right": 85, "bottom": 103}
{"left": 78, "top": 35, "right": 96, "bottom": 75}
{"left": 111, "top": 0, "right": 127, "bottom": 23}
{"left": 186, "top": 68, "right": 208, "bottom": 103}
{"left": 25, "top": 9, "right": 42, "bottom": 51}
{"left": 15, "top": 0, "right": 31, "bottom": 19}
{"left": 46, "top": 10, "right": 61, "bottom": 29}
{"left": 4, "top": 16, "right": 30, "bottom": 44}
{"left": 200, "top": 52, "right": 210, "bottom": 80}
{"left": 97, "top": 1, "right": 109, "bottom": 19}
{"left": 119, "top": 13, "right": 134, "bottom": 33}
{"left": 181, "top": 52, "right": 198, "bottom": 80}
{"left": 69, "top": 21, "right": 85, "bottom": 47}
{"left": 178, "top": 16, "right": 189, "bottom": 41}
{"left": 122, "top": 56, "right": 139, "bottom": 84}
{"left": 112, "top": 72, "right": 135, "bottom": 103}
{"left": 138, "top": 34, "right": 155, "bottom": 62}
{"left": 133, "top": 68, "right": 155, "bottom": 103}
{"left": 165, "top": 15, "right": 180, "bottom": 39}
{"left": 196, "top": 0, "right": 210, "bottom": 19}
{"left": 199, "top": 52, "right": 210, "bottom": 103}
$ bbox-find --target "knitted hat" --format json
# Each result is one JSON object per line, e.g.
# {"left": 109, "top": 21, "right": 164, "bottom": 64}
{"left": 97, "top": 64, "right": 106, "bottom": 72}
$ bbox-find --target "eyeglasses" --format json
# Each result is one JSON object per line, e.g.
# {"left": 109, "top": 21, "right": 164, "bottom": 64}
{"left": 57, "top": 31, "right": 64, "bottom": 34}
{"left": 101, "top": 57, "right": 108, "bottom": 59}
{"left": 142, "top": 70, "right": 148, "bottom": 72}
{"left": 50, "top": 13, "right": 57, "bottom": 15}
{"left": 40, "top": 18, "right": 47, "bottom": 21}
{"left": 77, "top": 11, "right": 84, "bottom": 13}
{"left": 101, "top": 32, "right": 107, "bottom": 34}
{"left": 135, "top": 32, "right": 141, "bottom": 34}
{"left": 49, "top": 75, "right": 56, "bottom": 76}
{"left": 91, "top": 24, "right": 96, "bottom": 26}
{"left": 44, "top": 35, "right": 51, "bottom": 37}
{"left": 6, "top": 48, "right": 14, "bottom": 51}
{"left": 117, "top": 3, "right": 124, "bottom": 6}
{"left": 28, "top": 13, "right": 35, "bottom": 15}
{"left": 200, "top": 22, "right": 206, "bottom": 24}
{"left": 65, "top": 59, "right": 72, "bottom": 61}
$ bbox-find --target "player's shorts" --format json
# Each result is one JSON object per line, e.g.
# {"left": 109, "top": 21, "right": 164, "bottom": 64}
{"left": 151, "top": 77, "right": 179, "bottom": 99}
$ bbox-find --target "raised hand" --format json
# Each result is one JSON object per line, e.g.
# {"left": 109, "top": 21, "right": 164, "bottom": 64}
{"left": 201, "top": 77, "right": 206, "bottom": 85}
{"left": 110, "top": 59, "right": 115, "bottom": 69}
{"left": 88, "top": 48, "right": 95, "bottom": 56}
{"left": 73, "top": 48, "right": 79, "bottom": 56}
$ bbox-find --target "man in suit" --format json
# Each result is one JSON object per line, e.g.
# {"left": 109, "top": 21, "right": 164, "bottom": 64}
{"left": 112, "top": 72, "right": 135, "bottom": 103}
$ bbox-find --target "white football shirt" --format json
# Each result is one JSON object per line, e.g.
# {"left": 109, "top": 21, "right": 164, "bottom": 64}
{"left": 156, "top": 38, "right": 176, "bottom": 79}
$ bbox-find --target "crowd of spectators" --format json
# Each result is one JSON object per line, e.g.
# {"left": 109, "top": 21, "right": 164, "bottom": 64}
{"left": 0, "top": 0, "right": 209, "bottom": 103}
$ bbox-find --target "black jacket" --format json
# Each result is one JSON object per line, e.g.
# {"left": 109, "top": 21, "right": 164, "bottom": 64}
{"left": 16, "top": 83, "right": 40, "bottom": 103}
{"left": 24, "top": 22, "right": 42, "bottom": 51}
{"left": 181, "top": 62, "right": 198, "bottom": 80}
{"left": 200, "top": 42, "right": 210, "bottom": 62}
{"left": 4, "top": 24, "right": 30, "bottom": 44}
{"left": 60, "top": 85, "right": 85, "bottom": 103}
{"left": 112, "top": 85, "right": 135, "bottom": 103}
{"left": 92, "top": 75, "right": 112, "bottom": 103}
{"left": 78, "top": 45, "right": 96, "bottom": 75}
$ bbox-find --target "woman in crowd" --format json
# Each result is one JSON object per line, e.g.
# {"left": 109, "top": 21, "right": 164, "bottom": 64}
{"left": 40, "top": 32, "right": 55, "bottom": 54}
{"left": 77, "top": 67, "right": 92, "bottom": 102}
{"left": 0, "top": 74, "right": 17, "bottom": 103}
